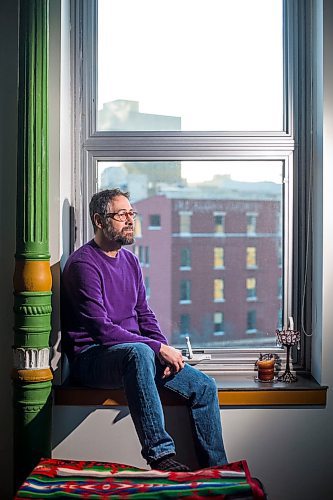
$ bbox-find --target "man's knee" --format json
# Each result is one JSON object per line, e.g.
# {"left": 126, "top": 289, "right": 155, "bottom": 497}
{"left": 122, "top": 343, "right": 156, "bottom": 380}
{"left": 196, "top": 372, "right": 218, "bottom": 400}
{"left": 126, "top": 343, "right": 155, "bottom": 365}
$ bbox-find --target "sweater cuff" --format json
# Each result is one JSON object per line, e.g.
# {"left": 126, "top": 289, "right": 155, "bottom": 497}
{"left": 149, "top": 340, "right": 162, "bottom": 355}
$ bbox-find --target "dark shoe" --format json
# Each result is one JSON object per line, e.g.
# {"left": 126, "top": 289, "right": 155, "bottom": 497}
{"left": 150, "top": 456, "right": 190, "bottom": 472}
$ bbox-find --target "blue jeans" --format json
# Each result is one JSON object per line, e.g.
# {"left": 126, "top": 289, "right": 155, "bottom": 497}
{"left": 71, "top": 343, "right": 228, "bottom": 468}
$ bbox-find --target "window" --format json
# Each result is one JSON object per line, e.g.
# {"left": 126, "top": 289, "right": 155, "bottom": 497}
{"left": 149, "top": 214, "right": 161, "bottom": 229}
{"left": 214, "top": 247, "right": 224, "bottom": 268}
{"left": 246, "top": 247, "right": 257, "bottom": 268}
{"left": 246, "top": 278, "right": 257, "bottom": 300}
{"left": 214, "top": 312, "right": 224, "bottom": 336}
{"left": 144, "top": 276, "right": 151, "bottom": 299}
{"left": 97, "top": 0, "right": 283, "bottom": 132}
{"left": 214, "top": 279, "right": 224, "bottom": 302}
{"left": 214, "top": 213, "right": 225, "bottom": 234}
{"left": 277, "top": 277, "right": 283, "bottom": 299}
{"left": 180, "top": 280, "right": 191, "bottom": 303}
{"left": 179, "top": 212, "right": 192, "bottom": 235}
{"left": 134, "top": 215, "right": 142, "bottom": 238}
{"left": 179, "top": 314, "right": 190, "bottom": 337}
{"left": 247, "top": 310, "right": 257, "bottom": 333}
{"left": 278, "top": 244, "right": 283, "bottom": 267}
{"left": 137, "top": 245, "right": 150, "bottom": 267}
{"left": 246, "top": 213, "right": 257, "bottom": 234}
{"left": 277, "top": 308, "right": 283, "bottom": 330}
{"left": 73, "top": 0, "right": 315, "bottom": 371}
{"left": 180, "top": 248, "right": 191, "bottom": 269}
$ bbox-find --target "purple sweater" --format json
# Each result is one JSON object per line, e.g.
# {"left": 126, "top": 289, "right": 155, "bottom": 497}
{"left": 61, "top": 240, "right": 168, "bottom": 361}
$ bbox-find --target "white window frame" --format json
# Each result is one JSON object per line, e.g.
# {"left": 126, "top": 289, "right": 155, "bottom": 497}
{"left": 71, "top": 0, "right": 316, "bottom": 373}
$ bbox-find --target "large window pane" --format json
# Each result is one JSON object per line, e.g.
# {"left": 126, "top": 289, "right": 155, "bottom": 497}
{"left": 97, "top": 0, "right": 284, "bottom": 131}
{"left": 97, "top": 160, "right": 283, "bottom": 348}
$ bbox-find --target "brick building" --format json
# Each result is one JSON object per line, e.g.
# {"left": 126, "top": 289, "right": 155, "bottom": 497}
{"left": 133, "top": 194, "right": 282, "bottom": 348}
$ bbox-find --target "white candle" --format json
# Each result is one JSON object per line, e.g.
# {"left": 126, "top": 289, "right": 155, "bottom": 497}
{"left": 288, "top": 316, "right": 294, "bottom": 331}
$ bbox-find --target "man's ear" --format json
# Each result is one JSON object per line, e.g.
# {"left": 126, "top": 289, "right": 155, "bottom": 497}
{"left": 93, "top": 213, "right": 104, "bottom": 229}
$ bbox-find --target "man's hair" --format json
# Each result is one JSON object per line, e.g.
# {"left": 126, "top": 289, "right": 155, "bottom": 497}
{"left": 89, "top": 188, "right": 130, "bottom": 233}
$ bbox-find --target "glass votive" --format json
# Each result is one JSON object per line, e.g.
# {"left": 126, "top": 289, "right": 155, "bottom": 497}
{"left": 256, "top": 354, "right": 276, "bottom": 382}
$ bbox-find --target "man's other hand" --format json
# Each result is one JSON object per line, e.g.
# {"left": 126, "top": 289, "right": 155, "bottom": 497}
{"left": 158, "top": 344, "right": 185, "bottom": 378}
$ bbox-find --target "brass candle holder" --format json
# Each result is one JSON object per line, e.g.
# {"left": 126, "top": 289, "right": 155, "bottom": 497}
{"left": 276, "top": 318, "right": 300, "bottom": 383}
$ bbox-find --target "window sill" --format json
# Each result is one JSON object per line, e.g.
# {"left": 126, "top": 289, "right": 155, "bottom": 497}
{"left": 53, "top": 374, "right": 327, "bottom": 408}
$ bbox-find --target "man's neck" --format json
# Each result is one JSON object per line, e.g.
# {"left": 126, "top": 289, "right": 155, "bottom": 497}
{"left": 93, "top": 236, "right": 121, "bottom": 258}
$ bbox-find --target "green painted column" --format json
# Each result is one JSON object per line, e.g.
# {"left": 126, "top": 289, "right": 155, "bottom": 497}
{"left": 13, "top": 0, "right": 52, "bottom": 488}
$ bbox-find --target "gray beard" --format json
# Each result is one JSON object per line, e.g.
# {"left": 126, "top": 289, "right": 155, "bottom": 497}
{"left": 103, "top": 225, "right": 135, "bottom": 246}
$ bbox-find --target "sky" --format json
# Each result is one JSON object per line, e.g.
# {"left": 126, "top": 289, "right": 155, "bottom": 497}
{"left": 97, "top": 0, "right": 284, "bottom": 184}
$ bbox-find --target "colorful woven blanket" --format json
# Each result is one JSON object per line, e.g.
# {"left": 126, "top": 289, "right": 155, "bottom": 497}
{"left": 15, "top": 458, "right": 266, "bottom": 499}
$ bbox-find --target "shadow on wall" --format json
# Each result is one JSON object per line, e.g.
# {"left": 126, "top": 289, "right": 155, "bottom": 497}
{"left": 50, "top": 198, "right": 75, "bottom": 385}
{"left": 52, "top": 405, "right": 199, "bottom": 470}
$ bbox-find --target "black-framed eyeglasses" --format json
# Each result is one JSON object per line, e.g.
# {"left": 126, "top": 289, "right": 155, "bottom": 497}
{"left": 102, "top": 210, "right": 138, "bottom": 222}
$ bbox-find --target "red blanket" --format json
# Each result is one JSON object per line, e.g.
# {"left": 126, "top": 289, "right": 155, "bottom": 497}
{"left": 16, "top": 457, "right": 266, "bottom": 499}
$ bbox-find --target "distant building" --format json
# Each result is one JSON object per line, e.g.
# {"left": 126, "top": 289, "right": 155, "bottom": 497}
{"left": 98, "top": 99, "right": 181, "bottom": 131}
{"left": 100, "top": 166, "right": 149, "bottom": 202}
{"left": 132, "top": 192, "right": 282, "bottom": 348}
{"left": 99, "top": 160, "right": 183, "bottom": 202}
{"left": 97, "top": 100, "right": 183, "bottom": 200}
{"left": 100, "top": 165, "right": 129, "bottom": 192}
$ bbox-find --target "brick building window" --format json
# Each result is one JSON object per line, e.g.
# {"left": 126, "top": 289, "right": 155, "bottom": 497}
{"left": 214, "top": 279, "right": 224, "bottom": 302}
{"left": 180, "top": 248, "right": 191, "bottom": 269}
{"left": 180, "top": 280, "right": 191, "bottom": 303}
{"left": 134, "top": 215, "right": 142, "bottom": 238}
{"left": 214, "top": 247, "right": 224, "bottom": 268}
{"left": 246, "top": 213, "right": 257, "bottom": 234}
{"left": 214, "top": 312, "right": 225, "bottom": 336}
{"left": 246, "top": 247, "right": 257, "bottom": 268}
{"left": 149, "top": 214, "right": 161, "bottom": 228}
{"left": 278, "top": 276, "right": 283, "bottom": 299}
{"left": 214, "top": 213, "right": 225, "bottom": 234}
{"left": 138, "top": 245, "right": 150, "bottom": 267}
{"left": 179, "top": 212, "right": 192, "bottom": 234}
{"left": 246, "top": 277, "right": 257, "bottom": 300}
{"left": 180, "top": 314, "right": 190, "bottom": 336}
{"left": 144, "top": 276, "right": 151, "bottom": 299}
{"left": 247, "top": 310, "right": 257, "bottom": 333}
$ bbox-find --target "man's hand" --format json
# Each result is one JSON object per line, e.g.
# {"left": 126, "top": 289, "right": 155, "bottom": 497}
{"left": 158, "top": 344, "right": 185, "bottom": 378}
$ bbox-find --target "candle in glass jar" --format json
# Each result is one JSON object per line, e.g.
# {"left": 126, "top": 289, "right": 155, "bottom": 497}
{"left": 256, "top": 354, "right": 275, "bottom": 382}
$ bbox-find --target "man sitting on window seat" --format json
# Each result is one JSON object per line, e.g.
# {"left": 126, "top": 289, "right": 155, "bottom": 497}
{"left": 61, "top": 188, "right": 228, "bottom": 472}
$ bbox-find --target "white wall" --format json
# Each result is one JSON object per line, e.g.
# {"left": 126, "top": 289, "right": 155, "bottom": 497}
{"left": 49, "top": 0, "right": 73, "bottom": 385}
{"left": 53, "top": 402, "right": 333, "bottom": 499}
